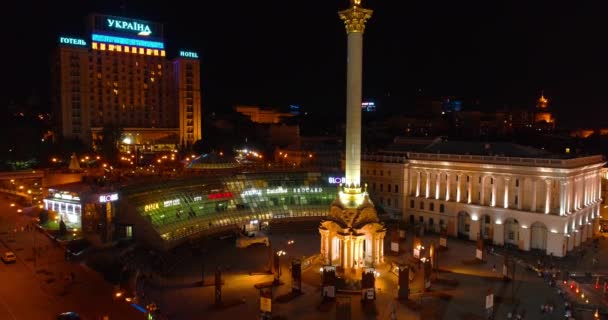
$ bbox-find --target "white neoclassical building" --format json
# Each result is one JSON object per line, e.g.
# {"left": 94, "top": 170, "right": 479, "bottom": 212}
{"left": 362, "top": 141, "right": 605, "bottom": 257}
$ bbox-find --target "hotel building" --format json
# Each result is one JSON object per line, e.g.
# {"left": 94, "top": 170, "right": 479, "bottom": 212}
{"left": 362, "top": 140, "right": 605, "bottom": 257}
{"left": 51, "top": 14, "right": 202, "bottom": 150}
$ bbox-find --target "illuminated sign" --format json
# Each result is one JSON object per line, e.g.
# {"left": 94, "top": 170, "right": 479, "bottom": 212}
{"left": 107, "top": 18, "right": 152, "bottom": 36}
{"left": 266, "top": 187, "right": 288, "bottom": 195}
{"left": 179, "top": 51, "right": 199, "bottom": 59}
{"left": 293, "top": 187, "right": 323, "bottom": 193}
{"left": 59, "top": 37, "right": 86, "bottom": 46}
{"left": 328, "top": 177, "right": 346, "bottom": 184}
{"left": 144, "top": 203, "right": 160, "bottom": 212}
{"left": 164, "top": 199, "right": 180, "bottom": 207}
{"left": 208, "top": 192, "right": 233, "bottom": 200}
{"left": 53, "top": 193, "right": 80, "bottom": 201}
{"left": 99, "top": 193, "right": 119, "bottom": 203}
{"left": 241, "top": 189, "right": 262, "bottom": 197}
{"left": 193, "top": 196, "right": 202, "bottom": 201}
{"left": 92, "top": 34, "right": 164, "bottom": 49}
{"left": 361, "top": 102, "right": 376, "bottom": 112}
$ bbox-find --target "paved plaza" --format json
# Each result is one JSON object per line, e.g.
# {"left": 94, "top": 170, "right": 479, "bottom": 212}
{"left": 134, "top": 225, "right": 608, "bottom": 320}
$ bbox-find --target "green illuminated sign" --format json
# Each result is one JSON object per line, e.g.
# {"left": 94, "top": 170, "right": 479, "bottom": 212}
{"left": 59, "top": 37, "right": 86, "bottom": 46}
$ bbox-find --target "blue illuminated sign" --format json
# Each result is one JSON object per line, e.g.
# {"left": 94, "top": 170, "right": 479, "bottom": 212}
{"left": 179, "top": 51, "right": 199, "bottom": 59}
{"left": 92, "top": 34, "right": 164, "bottom": 49}
{"left": 59, "top": 37, "right": 87, "bottom": 46}
{"left": 107, "top": 18, "right": 152, "bottom": 36}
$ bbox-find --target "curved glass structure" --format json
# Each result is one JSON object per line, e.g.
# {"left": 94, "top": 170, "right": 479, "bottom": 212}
{"left": 121, "top": 171, "right": 337, "bottom": 248}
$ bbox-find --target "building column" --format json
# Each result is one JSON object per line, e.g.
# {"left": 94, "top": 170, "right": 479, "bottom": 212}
{"left": 467, "top": 174, "right": 473, "bottom": 204}
{"left": 456, "top": 174, "right": 462, "bottom": 203}
{"left": 379, "top": 235, "right": 384, "bottom": 263}
{"left": 503, "top": 177, "right": 510, "bottom": 209}
{"left": 517, "top": 176, "right": 523, "bottom": 210}
{"left": 480, "top": 176, "right": 486, "bottom": 206}
{"left": 415, "top": 171, "right": 421, "bottom": 197}
{"left": 435, "top": 171, "right": 441, "bottom": 200}
{"left": 445, "top": 173, "right": 451, "bottom": 201}
{"left": 574, "top": 178, "right": 579, "bottom": 210}
{"left": 425, "top": 171, "right": 431, "bottom": 198}
{"left": 583, "top": 175, "right": 588, "bottom": 206}
{"left": 560, "top": 180, "right": 567, "bottom": 216}
{"left": 491, "top": 177, "right": 497, "bottom": 207}
{"left": 470, "top": 217, "right": 480, "bottom": 241}
{"left": 520, "top": 225, "right": 530, "bottom": 251}
{"left": 531, "top": 180, "right": 537, "bottom": 212}
{"left": 493, "top": 222, "right": 504, "bottom": 246}
{"left": 545, "top": 179, "right": 552, "bottom": 214}
{"left": 597, "top": 174, "right": 602, "bottom": 202}
{"left": 327, "top": 233, "right": 333, "bottom": 264}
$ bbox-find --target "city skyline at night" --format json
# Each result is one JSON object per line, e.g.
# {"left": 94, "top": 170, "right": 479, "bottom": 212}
{"left": 5, "top": 0, "right": 608, "bottom": 128}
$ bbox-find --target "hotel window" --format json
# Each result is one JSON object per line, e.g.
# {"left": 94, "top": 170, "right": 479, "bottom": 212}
{"left": 479, "top": 177, "right": 482, "bottom": 183}
{"left": 387, "top": 198, "right": 391, "bottom": 206}
{"left": 419, "top": 216, "right": 424, "bottom": 223}
{"left": 387, "top": 184, "right": 391, "bottom": 192}
{"left": 380, "top": 184, "right": 383, "bottom": 192}
{"left": 410, "top": 200, "right": 414, "bottom": 208}
{"left": 394, "top": 199, "right": 398, "bottom": 208}
{"left": 395, "top": 185, "right": 399, "bottom": 193}
{"left": 515, "top": 179, "right": 519, "bottom": 187}
{"left": 439, "top": 204, "right": 445, "bottom": 213}
{"left": 467, "top": 176, "right": 470, "bottom": 182}
{"left": 514, "top": 195, "right": 518, "bottom": 205}
{"left": 490, "top": 178, "right": 493, "bottom": 184}
{"left": 429, "top": 203, "right": 434, "bottom": 211}
{"left": 419, "top": 201, "right": 424, "bottom": 210}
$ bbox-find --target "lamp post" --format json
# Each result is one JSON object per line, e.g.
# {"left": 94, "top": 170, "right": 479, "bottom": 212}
{"left": 274, "top": 250, "right": 286, "bottom": 284}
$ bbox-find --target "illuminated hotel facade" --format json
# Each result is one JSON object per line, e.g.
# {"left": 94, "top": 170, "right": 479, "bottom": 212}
{"left": 51, "top": 14, "right": 202, "bottom": 150}
{"left": 362, "top": 149, "right": 605, "bottom": 257}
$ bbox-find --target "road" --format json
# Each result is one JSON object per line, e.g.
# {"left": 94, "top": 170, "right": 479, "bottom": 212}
{"left": 0, "top": 195, "right": 145, "bottom": 320}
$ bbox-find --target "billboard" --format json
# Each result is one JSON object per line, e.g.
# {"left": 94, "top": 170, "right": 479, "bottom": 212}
{"left": 90, "top": 14, "right": 163, "bottom": 39}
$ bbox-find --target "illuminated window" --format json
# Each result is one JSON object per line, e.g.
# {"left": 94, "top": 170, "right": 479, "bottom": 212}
{"left": 146, "top": 49, "right": 152, "bottom": 55}
{"left": 160, "top": 50, "right": 166, "bottom": 57}
{"left": 109, "top": 44, "right": 115, "bottom": 51}
{"left": 116, "top": 45, "right": 122, "bottom": 52}
{"left": 157, "top": 64, "right": 162, "bottom": 69}
{"left": 92, "top": 42, "right": 98, "bottom": 50}
{"left": 100, "top": 43, "right": 106, "bottom": 51}
{"left": 153, "top": 49, "right": 159, "bottom": 56}
{"left": 132, "top": 47, "right": 138, "bottom": 54}
{"left": 139, "top": 48, "right": 144, "bottom": 54}
{"left": 124, "top": 46, "right": 129, "bottom": 53}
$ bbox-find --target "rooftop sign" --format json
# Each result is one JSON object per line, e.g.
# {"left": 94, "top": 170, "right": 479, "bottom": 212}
{"left": 107, "top": 18, "right": 152, "bottom": 36}
{"left": 59, "top": 37, "right": 87, "bottom": 46}
{"left": 179, "top": 51, "right": 199, "bottom": 59}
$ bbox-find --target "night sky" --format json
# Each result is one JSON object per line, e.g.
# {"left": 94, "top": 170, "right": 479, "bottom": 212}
{"left": 5, "top": 0, "right": 608, "bottom": 127}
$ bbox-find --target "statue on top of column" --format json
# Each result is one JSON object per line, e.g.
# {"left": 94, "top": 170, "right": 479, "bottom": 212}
{"left": 351, "top": 0, "right": 362, "bottom": 6}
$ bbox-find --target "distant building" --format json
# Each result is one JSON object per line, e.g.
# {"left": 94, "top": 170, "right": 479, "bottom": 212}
{"left": 235, "top": 105, "right": 295, "bottom": 124}
{"left": 51, "top": 14, "right": 202, "bottom": 149}
{"left": 362, "top": 140, "right": 604, "bottom": 257}
{"left": 533, "top": 93, "right": 555, "bottom": 132}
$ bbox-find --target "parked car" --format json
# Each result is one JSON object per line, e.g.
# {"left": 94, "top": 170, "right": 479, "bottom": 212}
{"left": 57, "top": 312, "right": 81, "bottom": 320}
{"left": 1, "top": 252, "right": 16, "bottom": 264}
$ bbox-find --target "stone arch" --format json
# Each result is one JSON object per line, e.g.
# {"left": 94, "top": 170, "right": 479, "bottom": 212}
{"left": 480, "top": 214, "right": 493, "bottom": 240}
{"left": 530, "top": 221, "right": 547, "bottom": 252}
{"left": 504, "top": 218, "right": 519, "bottom": 246}
{"left": 457, "top": 211, "right": 470, "bottom": 239}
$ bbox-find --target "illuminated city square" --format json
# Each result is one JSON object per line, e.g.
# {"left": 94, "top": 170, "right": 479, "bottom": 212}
{"left": 2, "top": 0, "right": 608, "bottom": 319}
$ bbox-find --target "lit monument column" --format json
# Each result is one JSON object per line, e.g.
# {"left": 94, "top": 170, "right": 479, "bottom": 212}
{"left": 467, "top": 174, "right": 473, "bottom": 203}
{"left": 517, "top": 177, "right": 523, "bottom": 210}
{"left": 339, "top": 0, "right": 372, "bottom": 188}
{"left": 531, "top": 180, "right": 537, "bottom": 212}
{"left": 425, "top": 171, "right": 431, "bottom": 198}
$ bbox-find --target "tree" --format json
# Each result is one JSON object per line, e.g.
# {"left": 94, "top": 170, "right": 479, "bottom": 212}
{"left": 59, "top": 219, "right": 67, "bottom": 236}
{"left": 100, "top": 124, "right": 123, "bottom": 165}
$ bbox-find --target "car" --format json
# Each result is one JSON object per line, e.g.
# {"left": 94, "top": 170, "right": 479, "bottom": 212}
{"left": 236, "top": 233, "right": 269, "bottom": 248}
{"left": 57, "top": 312, "right": 81, "bottom": 320}
{"left": 1, "top": 252, "right": 16, "bottom": 264}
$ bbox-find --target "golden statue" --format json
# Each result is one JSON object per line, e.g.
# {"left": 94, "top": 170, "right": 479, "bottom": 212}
{"left": 351, "top": 0, "right": 361, "bottom": 6}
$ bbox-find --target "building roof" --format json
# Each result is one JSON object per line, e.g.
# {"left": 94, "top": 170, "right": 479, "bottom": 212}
{"left": 423, "top": 140, "right": 555, "bottom": 158}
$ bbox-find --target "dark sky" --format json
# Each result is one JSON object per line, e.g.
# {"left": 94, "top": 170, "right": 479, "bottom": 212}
{"left": 5, "top": 0, "right": 608, "bottom": 127}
